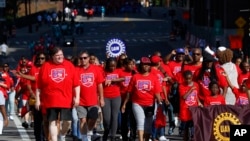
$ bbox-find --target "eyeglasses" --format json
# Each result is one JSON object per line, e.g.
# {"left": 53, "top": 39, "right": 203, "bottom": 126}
{"left": 38, "top": 57, "right": 45, "bottom": 60}
{"left": 80, "top": 56, "right": 88, "bottom": 60}
{"left": 193, "top": 53, "right": 201, "bottom": 56}
{"left": 3, "top": 66, "right": 8, "bottom": 68}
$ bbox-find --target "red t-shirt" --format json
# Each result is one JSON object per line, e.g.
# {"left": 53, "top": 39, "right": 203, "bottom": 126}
{"left": 28, "top": 65, "right": 40, "bottom": 92}
{"left": 194, "top": 68, "right": 228, "bottom": 101}
{"left": 167, "top": 61, "right": 183, "bottom": 79}
{"left": 232, "top": 87, "right": 249, "bottom": 106}
{"left": 77, "top": 65, "right": 104, "bottom": 106}
{"left": 18, "top": 77, "right": 30, "bottom": 100}
{"left": 119, "top": 69, "right": 133, "bottom": 100}
{"left": 37, "top": 60, "right": 79, "bottom": 108}
{"left": 238, "top": 72, "right": 249, "bottom": 85}
{"left": 204, "top": 95, "right": 225, "bottom": 106}
{"left": 151, "top": 67, "right": 166, "bottom": 100}
{"left": 127, "top": 73, "right": 161, "bottom": 106}
{"left": 103, "top": 69, "right": 121, "bottom": 98}
{"left": 183, "top": 63, "right": 202, "bottom": 74}
{"left": 1, "top": 72, "right": 11, "bottom": 98}
{"left": 179, "top": 82, "right": 199, "bottom": 121}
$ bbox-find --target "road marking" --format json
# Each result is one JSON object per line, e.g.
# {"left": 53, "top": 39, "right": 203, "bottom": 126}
{"left": 101, "top": 39, "right": 106, "bottom": 42}
{"left": 94, "top": 40, "right": 99, "bottom": 42}
{"left": 125, "top": 39, "right": 130, "bottom": 42}
{"left": 13, "top": 115, "right": 31, "bottom": 141}
{"left": 140, "top": 39, "right": 146, "bottom": 42}
{"left": 148, "top": 39, "right": 153, "bottom": 42}
{"left": 132, "top": 39, "right": 137, "bottom": 42}
{"left": 86, "top": 40, "right": 91, "bottom": 43}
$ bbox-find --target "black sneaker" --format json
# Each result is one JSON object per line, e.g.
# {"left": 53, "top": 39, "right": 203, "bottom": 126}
{"left": 22, "top": 121, "right": 29, "bottom": 129}
{"left": 30, "top": 122, "right": 34, "bottom": 128}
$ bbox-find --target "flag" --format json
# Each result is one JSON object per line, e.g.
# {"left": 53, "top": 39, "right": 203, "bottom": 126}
{"left": 189, "top": 105, "right": 250, "bottom": 141}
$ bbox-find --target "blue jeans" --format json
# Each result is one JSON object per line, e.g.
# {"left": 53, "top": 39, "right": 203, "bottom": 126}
{"left": 72, "top": 108, "right": 81, "bottom": 139}
{"left": 5, "top": 91, "right": 16, "bottom": 116}
{"left": 152, "top": 120, "right": 165, "bottom": 139}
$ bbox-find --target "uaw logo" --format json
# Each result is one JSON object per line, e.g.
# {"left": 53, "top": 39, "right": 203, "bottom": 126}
{"left": 137, "top": 80, "right": 151, "bottom": 93}
{"left": 123, "top": 76, "right": 132, "bottom": 87}
{"left": 106, "top": 38, "right": 126, "bottom": 57}
{"left": 81, "top": 73, "right": 94, "bottom": 87}
{"left": 185, "top": 90, "right": 197, "bottom": 106}
{"left": 51, "top": 68, "right": 66, "bottom": 83}
{"left": 213, "top": 112, "right": 241, "bottom": 141}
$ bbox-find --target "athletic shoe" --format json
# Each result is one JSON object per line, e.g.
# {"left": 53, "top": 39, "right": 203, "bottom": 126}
{"left": 30, "top": 122, "right": 34, "bottom": 128}
{"left": 9, "top": 115, "right": 14, "bottom": 121}
{"left": 22, "top": 121, "right": 29, "bottom": 129}
{"left": 58, "top": 135, "right": 66, "bottom": 141}
{"left": 168, "top": 127, "right": 174, "bottom": 135}
{"left": 174, "top": 116, "right": 178, "bottom": 126}
{"left": 159, "top": 136, "right": 169, "bottom": 141}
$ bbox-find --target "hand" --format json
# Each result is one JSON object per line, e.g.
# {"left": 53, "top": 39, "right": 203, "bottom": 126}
{"left": 171, "top": 50, "right": 176, "bottom": 55}
{"left": 35, "top": 99, "right": 41, "bottom": 110}
{"left": 4, "top": 118, "right": 8, "bottom": 127}
{"left": 105, "top": 80, "right": 112, "bottom": 86}
{"left": 198, "top": 102, "right": 203, "bottom": 107}
{"left": 165, "top": 99, "right": 170, "bottom": 105}
{"left": 73, "top": 97, "right": 80, "bottom": 107}
{"left": 121, "top": 105, "right": 126, "bottom": 113}
{"left": 99, "top": 97, "right": 105, "bottom": 107}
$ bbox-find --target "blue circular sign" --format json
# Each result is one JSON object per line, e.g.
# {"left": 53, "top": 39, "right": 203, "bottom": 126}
{"left": 106, "top": 38, "right": 126, "bottom": 57}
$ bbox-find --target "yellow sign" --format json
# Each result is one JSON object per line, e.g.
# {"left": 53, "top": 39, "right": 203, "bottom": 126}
{"left": 237, "top": 28, "right": 244, "bottom": 37}
{"left": 213, "top": 112, "right": 241, "bottom": 141}
{"left": 235, "top": 17, "right": 246, "bottom": 28}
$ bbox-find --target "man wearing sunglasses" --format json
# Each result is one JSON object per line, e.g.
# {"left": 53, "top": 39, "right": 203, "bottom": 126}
{"left": 75, "top": 51, "right": 105, "bottom": 141}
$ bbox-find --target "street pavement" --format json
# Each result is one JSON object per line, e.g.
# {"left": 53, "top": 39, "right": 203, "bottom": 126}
{"left": 2, "top": 7, "right": 185, "bottom": 141}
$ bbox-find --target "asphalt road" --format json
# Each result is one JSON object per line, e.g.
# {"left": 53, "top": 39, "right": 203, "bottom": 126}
{"left": 2, "top": 8, "right": 185, "bottom": 141}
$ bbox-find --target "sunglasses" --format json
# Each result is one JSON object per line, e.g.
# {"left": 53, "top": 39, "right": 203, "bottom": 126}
{"left": 193, "top": 53, "right": 201, "bottom": 56}
{"left": 38, "top": 57, "right": 45, "bottom": 60}
{"left": 80, "top": 56, "right": 88, "bottom": 60}
{"left": 3, "top": 66, "right": 8, "bottom": 67}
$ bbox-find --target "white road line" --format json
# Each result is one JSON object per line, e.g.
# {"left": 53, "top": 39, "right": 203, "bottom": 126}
{"left": 125, "top": 39, "right": 130, "bottom": 42}
{"left": 13, "top": 115, "right": 31, "bottom": 141}
{"left": 86, "top": 40, "right": 91, "bottom": 42}
{"left": 140, "top": 39, "right": 146, "bottom": 42}
{"left": 132, "top": 39, "right": 137, "bottom": 42}
{"left": 148, "top": 39, "right": 153, "bottom": 42}
{"left": 94, "top": 40, "right": 99, "bottom": 42}
{"left": 101, "top": 40, "right": 106, "bottom": 42}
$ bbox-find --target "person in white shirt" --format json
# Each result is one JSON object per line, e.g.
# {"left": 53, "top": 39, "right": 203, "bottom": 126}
{"left": 0, "top": 43, "right": 8, "bottom": 56}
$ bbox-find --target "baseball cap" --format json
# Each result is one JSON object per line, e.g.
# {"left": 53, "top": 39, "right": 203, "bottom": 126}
{"left": 203, "top": 52, "right": 216, "bottom": 62}
{"left": 176, "top": 48, "right": 185, "bottom": 54}
{"left": 151, "top": 55, "right": 162, "bottom": 63}
{"left": 140, "top": 57, "right": 151, "bottom": 64}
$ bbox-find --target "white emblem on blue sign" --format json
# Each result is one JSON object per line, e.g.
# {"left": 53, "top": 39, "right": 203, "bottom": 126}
{"left": 106, "top": 38, "right": 126, "bottom": 57}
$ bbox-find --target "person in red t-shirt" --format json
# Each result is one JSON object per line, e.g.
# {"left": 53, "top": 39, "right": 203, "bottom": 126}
{"left": 15, "top": 67, "right": 31, "bottom": 128}
{"left": 119, "top": 58, "right": 137, "bottom": 141}
{"left": 204, "top": 81, "right": 226, "bottom": 106}
{"left": 150, "top": 55, "right": 170, "bottom": 141}
{"left": 227, "top": 75, "right": 249, "bottom": 106}
{"left": 102, "top": 58, "right": 124, "bottom": 141}
{"left": 179, "top": 70, "right": 202, "bottom": 141}
{"left": 194, "top": 52, "right": 228, "bottom": 102}
{"left": 121, "top": 57, "right": 162, "bottom": 141}
{"left": 238, "top": 61, "right": 250, "bottom": 86}
{"left": 35, "top": 47, "right": 80, "bottom": 141}
{"left": 17, "top": 52, "right": 48, "bottom": 140}
{"left": 75, "top": 51, "right": 105, "bottom": 141}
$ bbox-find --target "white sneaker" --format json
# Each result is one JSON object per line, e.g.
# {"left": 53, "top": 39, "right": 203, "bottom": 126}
{"left": 174, "top": 116, "right": 178, "bottom": 126}
{"left": 58, "top": 135, "right": 66, "bottom": 141}
{"left": 159, "top": 136, "right": 169, "bottom": 141}
{"left": 9, "top": 115, "right": 14, "bottom": 121}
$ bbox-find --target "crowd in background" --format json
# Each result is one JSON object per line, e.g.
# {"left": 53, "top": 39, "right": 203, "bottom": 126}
{"left": 0, "top": 39, "right": 250, "bottom": 141}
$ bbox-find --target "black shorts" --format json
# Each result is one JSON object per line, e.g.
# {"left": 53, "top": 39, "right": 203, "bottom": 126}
{"left": 47, "top": 108, "right": 72, "bottom": 121}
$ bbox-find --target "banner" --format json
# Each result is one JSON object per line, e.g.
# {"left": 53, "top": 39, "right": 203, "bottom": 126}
{"left": 190, "top": 105, "right": 250, "bottom": 141}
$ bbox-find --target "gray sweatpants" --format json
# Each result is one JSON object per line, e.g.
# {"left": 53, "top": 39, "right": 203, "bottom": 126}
{"left": 102, "top": 96, "right": 121, "bottom": 137}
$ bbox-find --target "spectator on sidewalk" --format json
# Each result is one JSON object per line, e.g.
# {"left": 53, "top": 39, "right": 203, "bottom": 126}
{"left": 0, "top": 42, "right": 8, "bottom": 56}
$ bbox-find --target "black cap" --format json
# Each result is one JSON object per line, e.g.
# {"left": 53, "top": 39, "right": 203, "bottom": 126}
{"left": 203, "top": 52, "right": 216, "bottom": 62}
